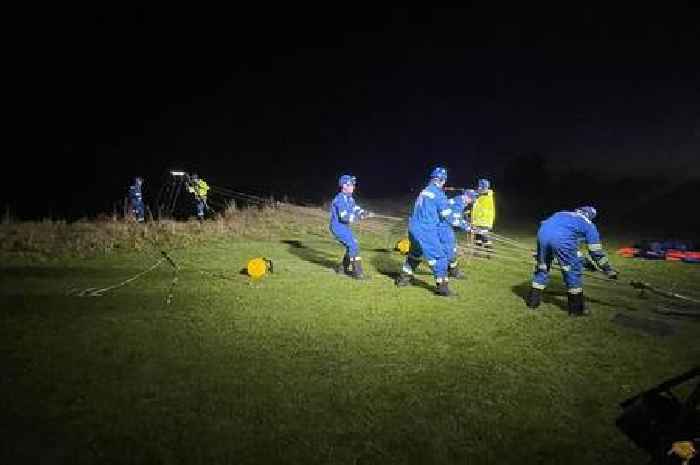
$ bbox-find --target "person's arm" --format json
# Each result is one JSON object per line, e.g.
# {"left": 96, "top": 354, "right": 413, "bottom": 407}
{"left": 448, "top": 197, "right": 469, "bottom": 230}
{"left": 585, "top": 223, "right": 617, "bottom": 278}
{"left": 352, "top": 202, "right": 366, "bottom": 220}
{"left": 437, "top": 193, "right": 453, "bottom": 222}
{"left": 333, "top": 196, "right": 352, "bottom": 224}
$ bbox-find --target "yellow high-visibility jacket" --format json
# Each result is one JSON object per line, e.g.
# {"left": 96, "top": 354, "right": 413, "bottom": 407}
{"left": 187, "top": 179, "right": 210, "bottom": 199}
{"left": 472, "top": 189, "right": 495, "bottom": 229}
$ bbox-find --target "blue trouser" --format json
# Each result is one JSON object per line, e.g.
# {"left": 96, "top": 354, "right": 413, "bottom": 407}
{"left": 532, "top": 236, "right": 583, "bottom": 293}
{"left": 404, "top": 224, "right": 448, "bottom": 279}
{"left": 330, "top": 223, "right": 359, "bottom": 258}
{"left": 438, "top": 225, "right": 457, "bottom": 264}
{"left": 196, "top": 199, "right": 206, "bottom": 218}
{"left": 132, "top": 200, "right": 145, "bottom": 222}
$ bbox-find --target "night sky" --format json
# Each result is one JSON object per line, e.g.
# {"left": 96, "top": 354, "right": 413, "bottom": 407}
{"left": 9, "top": 6, "right": 700, "bottom": 219}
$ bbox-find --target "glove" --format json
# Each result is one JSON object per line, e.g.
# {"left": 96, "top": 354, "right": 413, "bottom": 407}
{"left": 360, "top": 211, "right": 374, "bottom": 220}
{"left": 582, "top": 257, "right": 597, "bottom": 272}
{"left": 604, "top": 268, "right": 619, "bottom": 280}
{"left": 461, "top": 224, "right": 471, "bottom": 233}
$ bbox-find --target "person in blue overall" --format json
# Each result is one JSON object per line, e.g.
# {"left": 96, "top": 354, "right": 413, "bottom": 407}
{"left": 526, "top": 206, "right": 618, "bottom": 316}
{"left": 329, "top": 174, "right": 371, "bottom": 279}
{"left": 438, "top": 189, "right": 477, "bottom": 279}
{"left": 395, "top": 167, "right": 455, "bottom": 296}
{"left": 128, "top": 176, "right": 145, "bottom": 223}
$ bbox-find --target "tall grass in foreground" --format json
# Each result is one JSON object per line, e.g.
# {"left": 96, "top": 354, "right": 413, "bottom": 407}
{"left": 0, "top": 203, "right": 338, "bottom": 260}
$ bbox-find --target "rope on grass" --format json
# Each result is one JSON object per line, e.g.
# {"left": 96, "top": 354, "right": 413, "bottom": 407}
{"left": 67, "top": 250, "right": 180, "bottom": 304}
{"left": 67, "top": 257, "right": 166, "bottom": 297}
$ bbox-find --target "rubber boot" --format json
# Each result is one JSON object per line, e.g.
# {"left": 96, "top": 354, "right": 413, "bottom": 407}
{"left": 436, "top": 279, "right": 452, "bottom": 297}
{"left": 567, "top": 292, "right": 589, "bottom": 317}
{"left": 448, "top": 263, "right": 465, "bottom": 279}
{"left": 396, "top": 257, "right": 419, "bottom": 287}
{"left": 526, "top": 288, "right": 542, "bottom": 308}
{"left": 351, "top": 258, "right": 365, "bottom": 280}
{"left": 336, "top": 254, "right": 351, "bottom": 275}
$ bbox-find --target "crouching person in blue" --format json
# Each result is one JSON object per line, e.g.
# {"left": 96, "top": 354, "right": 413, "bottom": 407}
{"left": 526, "top": 206, "right": 619, "bottom": 316}
{"left": 330, "top": 175, "right": 371, "bottom": 279}
{"left": 395, "top": 167, "right": 455, "bottom": 296}
{"left": 128, "top": 176, "right": 145, "bottom": 223}
{"left": 439, "top": 189, "right": 477, "bottom": 279}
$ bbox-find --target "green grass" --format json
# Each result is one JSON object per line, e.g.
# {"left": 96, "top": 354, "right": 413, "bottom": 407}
{"left": 1, "top": 212, "right": 698, "bottom": 464}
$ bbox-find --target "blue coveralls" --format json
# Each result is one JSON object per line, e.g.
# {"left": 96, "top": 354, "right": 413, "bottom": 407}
{"left": 438, "top": 195, "right": 470, "bottom": 266}
{"left": 329, "top": 192, "right": 365, "bottom": 259}
{"left": 403, "top": 182, "right": 453, "bottom": 280}
{"left": 532, "top": 211, "right": 609, "bottom": 294}
{"left": 128, "top": 183, "right": 144, "bottom": 222}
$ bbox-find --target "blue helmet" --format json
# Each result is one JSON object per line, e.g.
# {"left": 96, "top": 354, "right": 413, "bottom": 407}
{"left": 338, "top": 174, "right": 356, "bottom": 187}
{"left": 463, "top": 189, "right": 478, "bottom": 202}
{"left": 478, "top": 178, "right": 490, "bottom": 192}
{"left": 430, "top": 167, "right": 448, "bottom": 181}
{"left": 576, "top": 206, "right": 597, "bottom": 221}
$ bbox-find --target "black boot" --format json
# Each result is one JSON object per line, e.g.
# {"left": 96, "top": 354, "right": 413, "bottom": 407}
{"left": 448, "top": 263, "right": 465, "bottom": 279}
{"left": 336, "top": 254, "right": 351, "bottom": 275}
{"left": 567, "top": 292, "right": 589, "bottom": 317}
{"left": 436, "top": 279, "right": 452, "bottom": 297}
{"left": 526, "top": 288, "right": 542, "bottom": 308}
{"left": 351, "top": 258, "right": 365, "bottom": 279}
{"left": 396, "top": 257, "right": 419, "bottom": 287}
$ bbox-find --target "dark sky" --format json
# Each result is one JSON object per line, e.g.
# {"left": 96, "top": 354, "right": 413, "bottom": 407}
{"left": 9, "top": 6, "right": 700, "bottom": 218}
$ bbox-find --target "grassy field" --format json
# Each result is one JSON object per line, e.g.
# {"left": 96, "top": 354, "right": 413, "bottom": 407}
{"left": 1, "top": 205, "right": 698, "bottom": 464}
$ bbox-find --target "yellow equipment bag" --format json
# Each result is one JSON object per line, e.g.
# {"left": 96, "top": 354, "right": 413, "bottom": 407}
{"left": 395, "top": 238, "right": 410, "bottom": 255}
{"left": 246, "top": 257, "right": 273, "bottom": 279}
{"left": 472, "top": 190, "right": 495, "bottom": 229}
{"left": 667, "top": 441, "right": 696, "bottom": 464}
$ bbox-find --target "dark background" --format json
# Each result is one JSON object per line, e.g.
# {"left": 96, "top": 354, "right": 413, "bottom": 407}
{"left": 6, "top": 6, "right": 699, "bottom": 234}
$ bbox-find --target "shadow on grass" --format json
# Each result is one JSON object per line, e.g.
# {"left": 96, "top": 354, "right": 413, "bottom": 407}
{"left": 512, "top": 281, "right": 567, "bottom": 313}
{"left": 0, "top": 267, "right": 114, "bottom": 279}
{"left": 511, "top": 281, "right": 640, "bottom": 313}
{"left": 370, "top": 252, "right": 436, "bottom": 293}
{"left": 281, "top": 239, "right": 339, "bottom": 271}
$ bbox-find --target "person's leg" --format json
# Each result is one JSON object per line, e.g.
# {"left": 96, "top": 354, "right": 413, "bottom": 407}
{"left": 557, "top": 247, "right": 587, "bottom": 316}
{"left": 332, "top": 225, "right": 353, "bottom": 275}
{"left": 347, "top": 234, "right": 364, "bottom": 279}
{"left": 440, "top": 227, "right": 464, "bottom": 279}
{"left": 396, "top": 231, "right": 422, "bottom": 286}
{"left": 527, "top": 239, "right": 552, "bottom": 308}
{"left": 136, "top": 201, "right": 145, "bottom": 222}
{"left": 482, "top": 229, "right": 493, "bottom": 258}
{"left": 422, "top": 232, "right": 451, "bottom": 296}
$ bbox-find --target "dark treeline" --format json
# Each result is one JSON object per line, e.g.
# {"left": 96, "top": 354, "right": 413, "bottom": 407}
{"left": 4, "top": 153, "right": 698, "bottom": 244}
{"left": 495, "top": 153, "right": 700, "bottom": 241}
